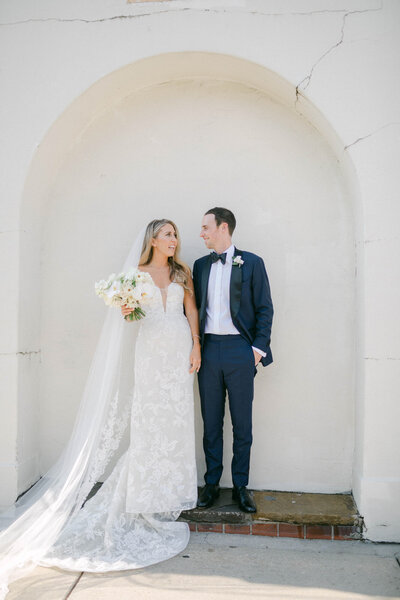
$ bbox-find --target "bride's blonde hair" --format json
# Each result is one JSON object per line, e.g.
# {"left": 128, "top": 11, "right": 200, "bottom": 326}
{"left": 139, "top": 219, "right": 191, "bottom": 292}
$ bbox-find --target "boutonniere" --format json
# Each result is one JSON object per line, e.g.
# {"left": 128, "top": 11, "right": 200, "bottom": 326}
{"left": 233, "top": 255, "right": 244, "bottom": 267}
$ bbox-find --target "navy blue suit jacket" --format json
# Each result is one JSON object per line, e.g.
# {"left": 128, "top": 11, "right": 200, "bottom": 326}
{"left": 192, "top": 248, "right": 273, "bottom": 367}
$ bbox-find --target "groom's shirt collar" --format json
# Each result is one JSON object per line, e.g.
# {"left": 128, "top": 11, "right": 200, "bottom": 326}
{"left": 225, "top": 244, "right": 235, "bottom": 262}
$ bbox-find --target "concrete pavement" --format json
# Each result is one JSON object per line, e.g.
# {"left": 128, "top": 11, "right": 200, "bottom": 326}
{"left": 8, "top": 533, "right": 400, "bottom": 600}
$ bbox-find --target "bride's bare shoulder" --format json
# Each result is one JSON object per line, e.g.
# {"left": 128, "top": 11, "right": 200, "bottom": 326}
{"left": 138, "top": 266, "right": 159, "bottom": 277}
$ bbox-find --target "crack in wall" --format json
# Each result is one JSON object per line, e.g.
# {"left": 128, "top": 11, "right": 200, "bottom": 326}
{"left": 0, "top": 5, "right": 382, "bottom": 27}
{"left": 364, "top": 356, "right": 400, "bottom": 360}
{"left": 364, "top": 235, "right": 400, "bottom": 244}
{"left": 0, "top": 11, "right": 179, "bottom": 26}
{"left": 344, "top": 122, "right": 400, "bottom": 150}
{"left": 0, "top": 350, "right": 41, "bottom": 356}
{"left": 295, "top": 4, "right": 382, "bottom": 107}
{"left": 365, "top": 357, "right": 400, "bottom": 361}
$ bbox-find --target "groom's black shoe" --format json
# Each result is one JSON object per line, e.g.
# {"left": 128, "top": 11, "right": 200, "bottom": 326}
{"left": 197, "top": 484, "right": 220, "bottom": 509}
{"left": 232, "top": 486, "right": 257, "bottom": 513}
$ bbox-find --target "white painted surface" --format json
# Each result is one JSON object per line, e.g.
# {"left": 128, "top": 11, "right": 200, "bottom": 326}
{"left": 37, "top": 78, "right": 354, "bottom": 494}
{"left": 0, "top": 0, "right": 399, "bottom": 541}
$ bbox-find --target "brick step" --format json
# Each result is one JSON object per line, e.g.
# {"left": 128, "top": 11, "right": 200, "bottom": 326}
{"left": 179, "top": 488, "right": 363, "bottom": 541}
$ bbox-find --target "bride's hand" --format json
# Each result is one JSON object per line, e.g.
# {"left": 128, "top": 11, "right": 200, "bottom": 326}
{"left": 189, "top": 343, "right": 201, "bottom": 374}
{"left": 121, "top": 304, "right": 134, "bottom": 318}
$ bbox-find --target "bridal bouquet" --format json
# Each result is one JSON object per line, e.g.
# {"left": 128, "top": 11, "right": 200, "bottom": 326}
{"left": 95, "top": 268, "right": 154, "bottom": 321}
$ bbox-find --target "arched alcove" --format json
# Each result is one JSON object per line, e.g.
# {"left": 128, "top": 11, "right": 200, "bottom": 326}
{"left": 17, "top": 52, "right": 359, "bottom": 496}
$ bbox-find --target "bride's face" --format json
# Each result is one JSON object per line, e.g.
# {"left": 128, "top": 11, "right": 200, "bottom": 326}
{"left": 152, "top": 224, "right": 178, "bottom": 258}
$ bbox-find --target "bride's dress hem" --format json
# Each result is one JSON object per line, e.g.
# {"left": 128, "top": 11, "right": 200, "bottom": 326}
{"left": 38, "top": 522, "right": 191, "bottom": 573}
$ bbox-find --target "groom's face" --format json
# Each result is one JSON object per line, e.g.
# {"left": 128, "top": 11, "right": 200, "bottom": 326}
{"left": 200, "top": 213, "right": 223, "bottom": 250}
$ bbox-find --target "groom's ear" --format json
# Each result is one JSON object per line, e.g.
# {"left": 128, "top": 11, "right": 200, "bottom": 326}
{"left": 220, "top": 222, "right": 228, "bottom": 233}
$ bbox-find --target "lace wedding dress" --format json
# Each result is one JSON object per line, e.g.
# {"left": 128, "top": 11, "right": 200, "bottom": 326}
{"left": 29, "top": 281, "right": 197, "bottom": 575}
{"left": 39, "top": 280, "right": 197, "bottom": 572}
{"left": 0, "top": 219, "right": 199, "bottom": 598}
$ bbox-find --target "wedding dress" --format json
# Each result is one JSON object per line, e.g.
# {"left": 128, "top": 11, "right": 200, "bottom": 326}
{"left": 40, "top": 280, "right": 197, "bottom": 572}
{"left": 0, "top": 228, "right": 198, "bottom": 598}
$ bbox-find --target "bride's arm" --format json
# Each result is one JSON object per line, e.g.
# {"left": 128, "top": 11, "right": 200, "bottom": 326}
{"left": 184, "top": 274, "right": 201, "bottom": 374}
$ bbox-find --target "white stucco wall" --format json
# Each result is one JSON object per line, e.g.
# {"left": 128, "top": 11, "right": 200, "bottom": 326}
{"left": 37, "top": 77, "right": 355, "bottom": 493}
{"left": 0, "top": 0, "right": 399, "bottom": 542}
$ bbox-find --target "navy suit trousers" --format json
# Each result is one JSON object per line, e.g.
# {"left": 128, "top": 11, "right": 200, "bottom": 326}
{"left": 198, "top": 334, "right": 255, "bottom": 488}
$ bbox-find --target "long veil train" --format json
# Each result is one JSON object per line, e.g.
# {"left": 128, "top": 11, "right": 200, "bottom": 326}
{"left": 0, "top": 227, "right": 194, "bottom": 598}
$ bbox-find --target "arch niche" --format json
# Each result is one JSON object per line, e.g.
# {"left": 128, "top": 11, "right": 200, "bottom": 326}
{"left": 17, "top": 52, "right": 359, "bottom": 497}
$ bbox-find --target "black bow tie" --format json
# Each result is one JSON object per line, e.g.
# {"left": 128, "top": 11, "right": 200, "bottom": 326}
{"left": 211, "top": 252, "right": 227, "bottom": 265}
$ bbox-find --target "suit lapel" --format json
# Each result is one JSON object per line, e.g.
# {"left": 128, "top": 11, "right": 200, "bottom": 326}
{"left": 200, "top": 255, "right": 212, "bottom": 323}
{"left": 230, "top": 247, "right": 243, "bottom": 320}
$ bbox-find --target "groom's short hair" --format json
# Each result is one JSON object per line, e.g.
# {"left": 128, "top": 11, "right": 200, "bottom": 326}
{"left": 205, "top": 207, "right": 236, "bottom": 236}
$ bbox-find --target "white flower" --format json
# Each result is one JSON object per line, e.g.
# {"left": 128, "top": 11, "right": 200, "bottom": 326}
{"left": 233, "top": 255, "right": 244, "bottom": 267}
{"left": 121, "top": 281, "right": 134, "bottom": 294}
{"left": 123, "top": 295, "right": 138, "bottom": 308}
{"left": 137, "top": 271, "right": 153, "bottom": 284}
{"left": 94, "top": 279, "right": 109, "bottom": 296}
{"left": 140, "top": 282, "right": 155, "bottom": 303}
{"left": 110, "top": 280, "right": 122, "bottom": 294}
{"left": 132, "top": 282, "right": 155, "bottom": 303}
{"left": 110, "top": 294, "right": 123, "bottom": 307}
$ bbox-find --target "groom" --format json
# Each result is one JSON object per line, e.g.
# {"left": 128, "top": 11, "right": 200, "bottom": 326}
{"left": 193, "top": 207, "right": 273, "bottom": 513}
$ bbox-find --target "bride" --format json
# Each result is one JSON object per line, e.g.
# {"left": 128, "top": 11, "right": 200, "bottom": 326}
{"left": 0, "top": 219, "right": 200, "bottom": 597}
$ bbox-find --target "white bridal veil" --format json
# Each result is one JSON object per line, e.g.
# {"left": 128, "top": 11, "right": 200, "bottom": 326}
{"left": 0, "top": 229, "right": 147, "bottom": 598}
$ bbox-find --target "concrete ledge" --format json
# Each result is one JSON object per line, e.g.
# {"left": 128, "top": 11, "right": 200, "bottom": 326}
{"left": 254, "top": 489, "right": 360, "bottom": 526}
{"left": 180, "top": 488, "right": 363, "bottom": 540}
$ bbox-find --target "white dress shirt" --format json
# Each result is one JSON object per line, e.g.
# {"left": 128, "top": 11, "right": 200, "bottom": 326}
{"left": 204, "top": 244, "right": 266, "bottom": 358}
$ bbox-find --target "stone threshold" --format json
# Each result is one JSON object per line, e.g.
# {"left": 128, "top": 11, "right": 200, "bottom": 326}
{"left": 180, "top": 488, "right": 363, "bottom": 541}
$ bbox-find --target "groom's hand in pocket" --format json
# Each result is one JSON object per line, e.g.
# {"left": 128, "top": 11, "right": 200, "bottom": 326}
{"left": 253, "top": 349, "right": 262, "bottom": 366}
